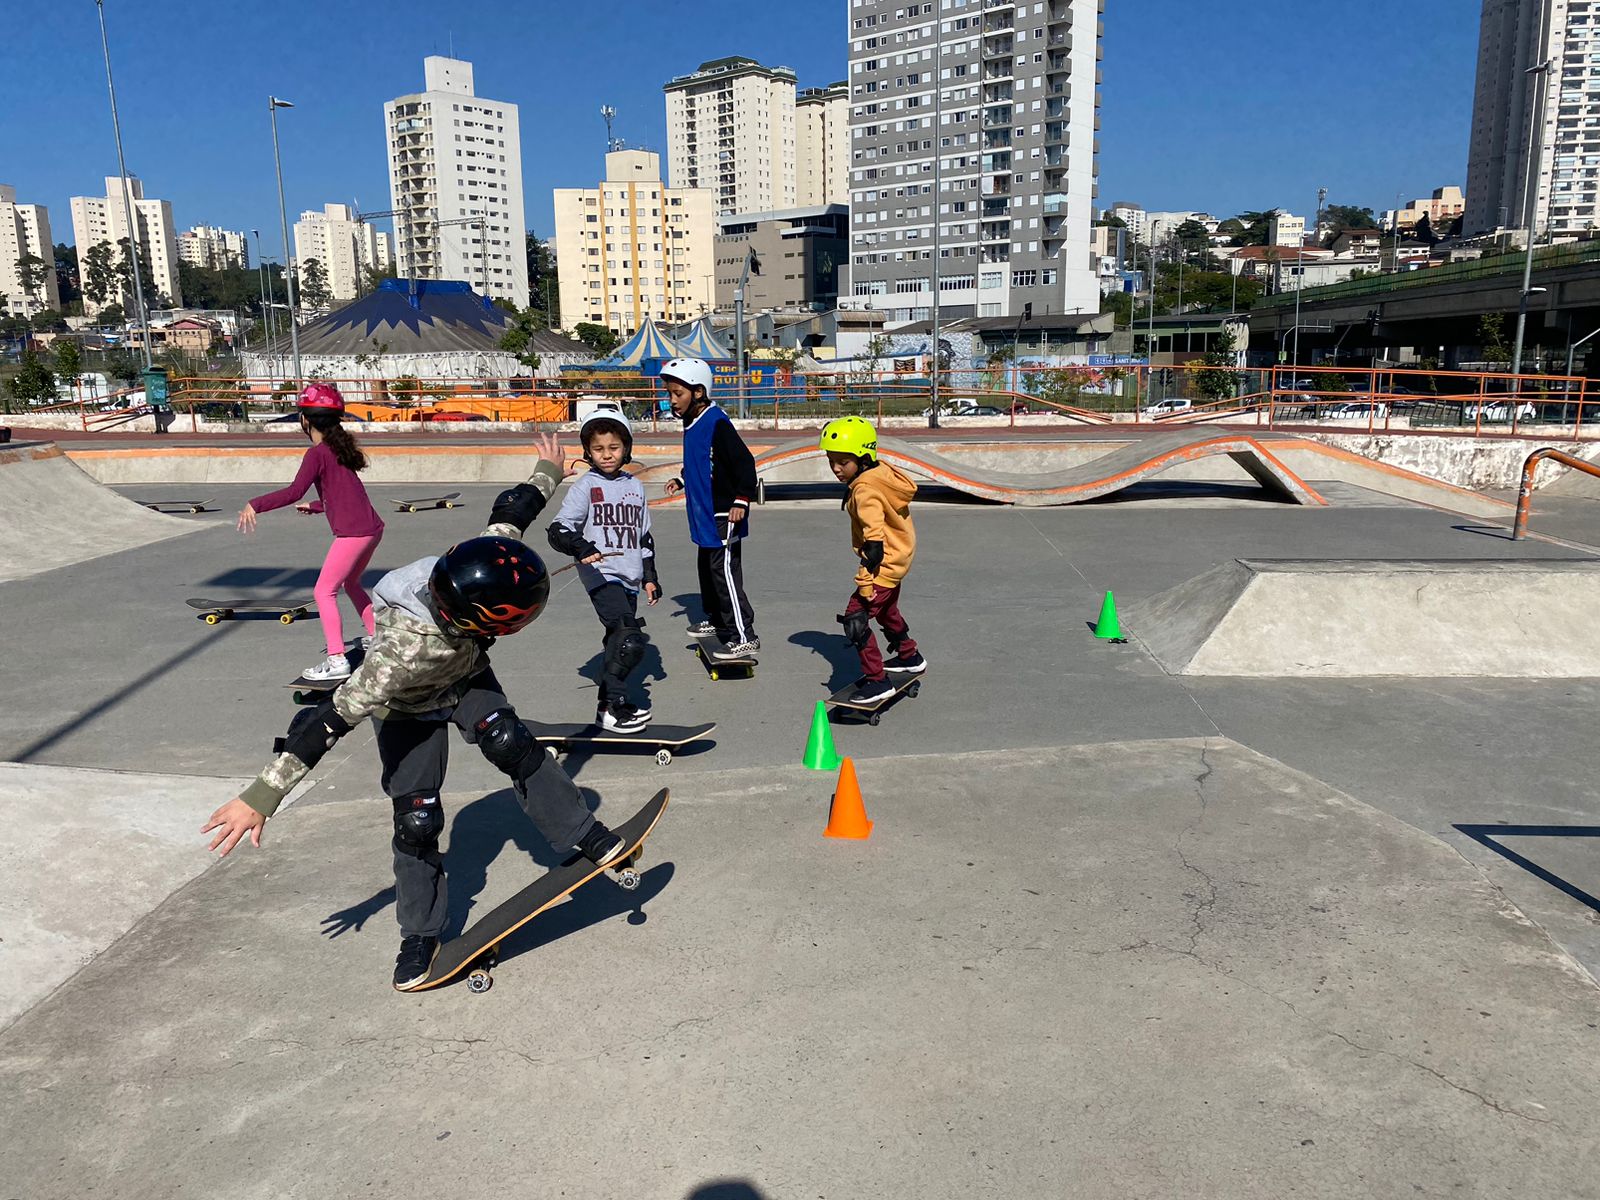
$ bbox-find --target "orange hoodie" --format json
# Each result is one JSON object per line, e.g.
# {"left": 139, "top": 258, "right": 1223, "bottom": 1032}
{"left": 846, "top": 461, "right": 918, "bottom": 593}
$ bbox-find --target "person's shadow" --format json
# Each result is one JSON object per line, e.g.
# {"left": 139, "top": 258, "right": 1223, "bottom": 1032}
{"left": 788, "top": 628, "right": 859, "bottom": 691}
{"left": 575, "top": 637, "right": 669, "bottom": 715}
{"left": 685, "top": 1183, "right": 769, "bottom": 1200}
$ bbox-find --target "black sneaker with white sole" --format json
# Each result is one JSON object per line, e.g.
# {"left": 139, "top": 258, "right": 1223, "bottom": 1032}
{"left": 577, "top": 823, "right": 626, "bottom": 867}
{"left": 393, "top": 934, "right": 439, "bottom": 991}
{"left": 711, "top": 638, "right": 759, "bottom": 661}
{"left": 848, "top": 676, "right": 898, "bottom": 705}
{"left": 885, "top": 650, "right": 927, "bottom": 674}
{"left": 598, "top": 702, "right": 648, "bottom": 734}
{"left": 686, "top": 620, "right": 716, "bottom": 636}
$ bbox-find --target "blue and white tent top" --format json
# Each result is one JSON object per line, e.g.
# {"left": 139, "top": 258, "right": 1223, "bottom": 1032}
{"left": 593, "top": 315, "right": 684, "bottom": 369}
{"left": 674, "top": 317, "right": 732, "bottom": 361}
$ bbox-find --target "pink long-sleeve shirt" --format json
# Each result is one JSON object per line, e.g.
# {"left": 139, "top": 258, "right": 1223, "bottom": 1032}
{"left": 250, "top": 441, "right": 384, "bottom": 538}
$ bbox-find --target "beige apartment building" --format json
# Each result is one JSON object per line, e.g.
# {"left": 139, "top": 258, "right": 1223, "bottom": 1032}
{"left": 294, "top": 204, "right": 395, "bottom": 302}
{"left": 1384, "top": 186, "right": 1466, "bottom": 232}
{"left": 796, "top": 83, "right": 850, "bottom": 206}
{"left": 70, "top": 175, "right": 181, "bottom": 317}
{"left": 553, "top": 150, "right": 715, "bottom": 336}
{"left": 176, "top": 225, "right": 248, "bottom": 270}
{"left": 0, "top": 185, "right": 61, "bottom": 317}
{"left": 665, "top": 57, "right": 798, "bottom": 216}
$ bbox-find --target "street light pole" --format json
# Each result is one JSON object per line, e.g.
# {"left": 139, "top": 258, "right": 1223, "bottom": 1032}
{"left": 269, "top": 96, "right": 302, "bottom": 385}
{"left": 1512, "top": 54, "right": 1555, "bottom": 384}
{"left": 94, "top": 0, "right": 152, "bottom": 370}
{"left": 929, "top": 31, "right": 944, "bottom": 431}
{"left": 251, "top": 230, "right": 276, "bottom": 383}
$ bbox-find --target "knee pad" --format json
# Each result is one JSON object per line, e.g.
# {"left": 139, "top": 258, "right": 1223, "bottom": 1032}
{"left": 392, "top": 791, "right": 444, "bottom": 857}
{"left": 474, "top": 707, "right": 543, "bottom": 787}
{"left": 609, "top": 619, "right": 648, "bottom": 676}
{"left": 838, "top": 610, "right": 871, "bottom": 649}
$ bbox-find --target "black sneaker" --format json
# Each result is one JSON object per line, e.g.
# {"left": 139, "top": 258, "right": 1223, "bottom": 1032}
{"left": 711, "top": 638, "right": 759, "bottom": 661}
{"left": 849, "top": 676, "right": 897, "bottom": 705}
{"left": 686, "top": 619, "right": 716, "bottom": 637}
{"left": 885, "top": 650, "right": 927, "bottom": 674}
{"left": 393, "top": 934, "right": 439, "bottom": 991}
{"left": 599, "top": 702, "right": 648, "bottom": 734}
{"left": 577, "top": 822, "right": 626, "bottom": 867}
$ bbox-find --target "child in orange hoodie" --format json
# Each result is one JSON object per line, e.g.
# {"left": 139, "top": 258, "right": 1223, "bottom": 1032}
{"left": 819, "top": 416, "right": 927, "bottom": 703}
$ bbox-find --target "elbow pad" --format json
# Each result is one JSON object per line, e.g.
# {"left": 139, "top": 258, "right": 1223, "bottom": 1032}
{"left": 858, "top": 540, "right": 885, "bottom": 573}
{"left": 273, "top": 698, "right": 354, "bottom": 768}
{"left": 490, "top": 482, "right": 547, "bottom": 531}
{"left": 546, "top": 522, "right": 599, "bottom": 561}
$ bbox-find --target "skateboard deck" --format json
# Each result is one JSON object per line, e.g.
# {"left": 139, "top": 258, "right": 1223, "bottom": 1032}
{"left": 405, "top": 788, "right": 669, "bottom": 994}
{"left": 825, "top": 670, "right": 928, "bottom": 726}
{"left": 187, "top": 596, "right": 313, "bottom": 625}
{"left": 529, "top": 721, "right": 715, "bottom": 767}
{"left": 389, "top": 492, "right": 462, "bottom": 513}
{"left": 142, "top": 499, "right": 216, "bottom": 514}
{"left": 689, "top": 631, "right": 757, "bottom": 681}
{"left": 284, "top": 645, "right": 368, "bottom": 703}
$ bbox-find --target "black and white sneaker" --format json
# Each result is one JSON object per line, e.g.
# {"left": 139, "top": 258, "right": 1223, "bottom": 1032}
{"left": 393, "top": 934, "right": 439, "bottom": 991}
{"left": 686, "top": 620, "right": 716, "bottom": 637}
{"left": 577, "top": 823, "right": 626, "bottom": 867}
{"left": 599, "top": 702, "right": 648, "bottom": 734}
{"left": 712, "top": 638, "right": 759, "bottom": 661}
{"left": 848, "top": 676, "right": 897, "bottom": 705}
{"left": 885, "top": 650, "right": 927, "bottom": 675}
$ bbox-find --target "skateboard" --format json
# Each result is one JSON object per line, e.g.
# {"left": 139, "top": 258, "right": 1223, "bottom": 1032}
{"left": 406, "top": 788, "right": 669, "bottom": 994}
{"left": 529, "top": 720, "right": 716, "bottom": 767}
{"left": 284, "top": 645, "right": 368, "bottom": 703}
{"left": 187, "top": 596, "right": 313, "bottom": 626}
{"left": 689, "top": 631, "right": 757, "bottom": 681}
{"left": 142, "top": 499, "right": 216, "bottom": 514}
{"left": 825, "top": 670, "right": 928, "bottom": 726}
{"left": 389, "top": 492, "right": 461, "bottom": 513}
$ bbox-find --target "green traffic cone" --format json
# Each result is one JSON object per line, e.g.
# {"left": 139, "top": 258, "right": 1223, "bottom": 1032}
{"left": 802, "top": 700, "right": 841, "bottom": 770}
{"left": 1093, "top": 590, "right": 1123, "bottom": 639}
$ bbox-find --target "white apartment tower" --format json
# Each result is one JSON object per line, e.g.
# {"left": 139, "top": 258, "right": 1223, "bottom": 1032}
{"left": 796, "top": 83, "right": 851, "bottom": 206}
{"left": 0, "top": 185, "right": 61, "bottom": 317}
{"left": 384, "top": 56, "right": 528, "bottom": 307}
{"left": 1466, "top": 0, "right": 1600, "bottom": 238}
{"left": 552, "top": 150, "right": 716, "bottom": 335}
{"left": 294, "top": 204, "right": 394, "bottom": 302}
{"left": 70, "top": 176, "right": 182, "bottom": 316}
{"left": 176, "top": 225, "right": 249, "bottom": 270}
{"left": 846, "top": 0, "right": 1103, "bottom": 323}
{"left": 665, "top": 57, "right": 798, "bottom": 215}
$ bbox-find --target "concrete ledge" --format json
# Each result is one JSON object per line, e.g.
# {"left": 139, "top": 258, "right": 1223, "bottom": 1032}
{"left": 1130, "top": 558, "right": 1600, "bottom": 677}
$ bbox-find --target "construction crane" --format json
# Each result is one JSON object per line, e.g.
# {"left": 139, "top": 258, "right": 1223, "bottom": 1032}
{"left": 352, "top": 205, "right": 492, "bottom": 299}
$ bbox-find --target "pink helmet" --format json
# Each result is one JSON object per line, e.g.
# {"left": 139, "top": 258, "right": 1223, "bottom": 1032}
{"left": 297, "top": 382, "right": 344, "bottom": 411}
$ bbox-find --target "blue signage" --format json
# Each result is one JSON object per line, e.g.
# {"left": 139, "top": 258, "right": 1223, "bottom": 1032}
{"left": 1089, "top": 354, "right": 1148, "bottom": 367}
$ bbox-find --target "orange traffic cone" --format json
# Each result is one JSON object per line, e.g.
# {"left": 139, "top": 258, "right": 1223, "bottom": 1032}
{"left": 824, "top": 757, "right": 873, "bottom": 840}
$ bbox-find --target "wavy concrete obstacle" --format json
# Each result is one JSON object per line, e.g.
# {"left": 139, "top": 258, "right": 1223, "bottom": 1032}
{"left": 1129, "top": 558, "right": 1600, "bottom": 677}
{"left": 0, "top": 442, "right": 198, "bottom": 582}
{"left": 745, "top": 429, "right": 1327, "bottom": 508}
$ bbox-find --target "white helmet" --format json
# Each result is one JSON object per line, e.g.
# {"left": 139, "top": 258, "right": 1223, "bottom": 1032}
{"left": 658, "top": 357, "right": 713, "bottom": 397}
{"left": 579, "top": 403, "right": 633, "bottom": 465}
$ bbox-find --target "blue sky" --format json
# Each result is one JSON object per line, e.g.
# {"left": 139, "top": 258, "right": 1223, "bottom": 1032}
{"left": 0, "top": 0, "right": 1479, "bottom": 254}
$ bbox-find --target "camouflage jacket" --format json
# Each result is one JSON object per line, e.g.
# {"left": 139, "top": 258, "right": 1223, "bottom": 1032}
{"left": 240, "top": 460, "right": 562, "bottom": 817}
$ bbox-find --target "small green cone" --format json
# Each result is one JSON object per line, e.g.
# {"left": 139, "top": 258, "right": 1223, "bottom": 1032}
{"left": 802, "top": 700, "right": 841, "bottom": 770}
{"left": 1093, "top": 590, "right": 1123, "bottom": 639}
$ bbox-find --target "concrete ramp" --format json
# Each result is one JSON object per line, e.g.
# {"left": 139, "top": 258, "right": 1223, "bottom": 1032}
{"left": 1544, "top": 447, "right": 1600, "bottom": 499}
{"left": 751, "top": 430, "right": 1326, "bottom": 507}
{"left": 1129, "top": 558, "right": 1600, "bottom": 677}
{"left": 0, "top": 442, "right": 197, "bottom": 582}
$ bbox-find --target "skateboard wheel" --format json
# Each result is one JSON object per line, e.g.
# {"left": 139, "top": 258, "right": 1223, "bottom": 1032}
{"left": 466, "top": 970, "right": 493, "bottom": 994}
{"left": 617, "top": 868, "right": 640, "bottom": 892}
{"left": 909, "top": 682, "right": 922, "bottom": 697}
{"left": 655, "top": 748, "right": 672, "bottom": 767}
{"left": 204, "top": 613, "right": 221, "bottom": 625}
{"left": 280, "top": 613, "right": 295, "bottom": 625}
{"left": 868, "top": 712, "right": 882, "bottom": 727}
{"left": 709, "top": 670, "right": 720, "bottom": 681}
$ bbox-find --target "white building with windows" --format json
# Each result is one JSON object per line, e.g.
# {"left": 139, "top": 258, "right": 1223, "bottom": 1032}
{"left": 384, "top": 56, "right": 528, "bottom": 307}
{"left": 176, "top": 225, "right": 249, "bottom": 270}
{"left": 665, "top": 56, "right": 799, "bottom": 217}
{"left": 0, "top": 185, "right": 60, "bottom": 317}
{"left": 70, "top": 175, "right": 182, "bottom": 316}
{"left": 294, "top": 204, "right": 394, "bottom": 302}
{"left": 845, "top": 0, "right": 1102, "bottom": 324}
{"left": 796, "top": 82, "right": 851, "bottom": 206}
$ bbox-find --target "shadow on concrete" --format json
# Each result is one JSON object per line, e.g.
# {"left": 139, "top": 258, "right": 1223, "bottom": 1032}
{"left": 486, "top": 860, "right": 674, "bottom": 971}
{"left": 685, "top": 1183, "right": 769, "bottom": 1200}
{"left": 788, "top": 629, "right": 859, "bottom": 691}
{"left": 1453, "top": 523, "right": 1516, "bottom": 541}
{"left": 196, "top": 566, "right": 387, "bottom": 591}
{"left": 1455, "top": 823, "right": 1600, "bottom": 913}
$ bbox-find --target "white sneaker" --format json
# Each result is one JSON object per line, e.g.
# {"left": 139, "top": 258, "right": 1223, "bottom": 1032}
{"left": 302, "top": 653, "right": 352, "bottom": 682}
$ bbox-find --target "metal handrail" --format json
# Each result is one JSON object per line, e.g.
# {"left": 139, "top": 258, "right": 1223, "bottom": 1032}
{"left": 1512, "top": 446, "right": 1600, "bottom": 539}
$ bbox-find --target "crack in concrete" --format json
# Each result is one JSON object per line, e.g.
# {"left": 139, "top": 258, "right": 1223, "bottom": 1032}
{"left": 1173, "top": 741, "right": 1220, "bottom": 955}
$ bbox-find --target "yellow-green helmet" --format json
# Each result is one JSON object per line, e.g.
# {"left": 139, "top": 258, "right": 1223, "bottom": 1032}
{"left": 819, "top": 415, "right": 878, "bottom": 462}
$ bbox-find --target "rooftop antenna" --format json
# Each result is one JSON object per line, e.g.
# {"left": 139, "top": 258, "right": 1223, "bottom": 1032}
{"left": 601, "top": 105, "right": 622, "bottom": 153}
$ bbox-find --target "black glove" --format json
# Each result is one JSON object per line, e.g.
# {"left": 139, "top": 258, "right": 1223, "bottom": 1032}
{"left": 858, "top": 540, "right": 885, "bottom": 573}
{"left": 546, "top": 522, "right": 600, "bottom": 561}
{"left": 491, "top": 483, "right": 546, "bottom": 532}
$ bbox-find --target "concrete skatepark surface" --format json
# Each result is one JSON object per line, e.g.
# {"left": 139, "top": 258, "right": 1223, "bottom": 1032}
{"left": 1, "top": 446, "right": 1599, "bottom": 1197}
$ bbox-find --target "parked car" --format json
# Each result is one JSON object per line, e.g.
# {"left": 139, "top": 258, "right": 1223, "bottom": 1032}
{"left": 925, "top": 398, "right": 1003, "bottom": 417}
{"left": 1146, "top": 397, "right": 1193, "bottom": 415}
{"left": 1327, "top": 401, "right": 1388, "bottom": 420}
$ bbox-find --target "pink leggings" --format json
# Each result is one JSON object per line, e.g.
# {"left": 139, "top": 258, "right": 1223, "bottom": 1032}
{"left": 316, "top": 533, "right": 382, "bottom": 656}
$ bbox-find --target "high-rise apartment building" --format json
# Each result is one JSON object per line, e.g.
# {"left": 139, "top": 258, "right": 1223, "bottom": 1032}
{"left": 665, "top": 57, "right": 798, "bottom": 216}
{"left": 384, "top": 56, "right": 528, "bottom": 307}
{"left": 294, "top": 204, "right": 394, "bottom": 302}
{"left": 0, "top": 185, "right": 61, "bottom": 317}
{"left": 846, "top": 0, "right": 1103, "bottom": 324}
{"left": 552, "top": 149, "right": 716, "bottom": 335}
{"left": 176, "top": 225, "right": 249, "bottom": 270}
{"left": 1466, "top": 0, "right": 1600, "bottom": 238}
{"left": 70, "top": 175, "right": 182, "bottom": 316}
{"left": 796, "top": 83, "right": 851, "bottom": 206}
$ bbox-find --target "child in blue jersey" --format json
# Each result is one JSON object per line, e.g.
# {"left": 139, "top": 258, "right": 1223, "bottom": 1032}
{"left": 547, "top": 406, "right": 661, "bottom": 732}
{"left": 660, "top": 358, "right": 760, "bottom": 661}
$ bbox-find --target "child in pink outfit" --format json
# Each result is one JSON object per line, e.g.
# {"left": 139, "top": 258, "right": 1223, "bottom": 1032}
{"left": 238, "top": 383, "right": 384, "bottom": 680}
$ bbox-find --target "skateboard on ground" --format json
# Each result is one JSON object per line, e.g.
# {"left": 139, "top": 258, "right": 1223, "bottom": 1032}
{"left": 188, "top": 596, "right": 313, "bottom": 626}
{"left": 689, "top": 631, "right": 757, "bottom": 681}
{"left": 825, "top": 669, "right": 928, "bottom": 726}
{"left": 529, "top": 720, "right": 715, "bottom": 767}
{"left": 389, "top": 492, "right": 462, "bottom": 513}
{"left": 284, "top": 644, "right": 368, "bottom": 704}
{"left": 141, "top": 498, "right": 216, "bottom": 514}
{"left": 407, "top": 788, "right": 669, "bottom": 994}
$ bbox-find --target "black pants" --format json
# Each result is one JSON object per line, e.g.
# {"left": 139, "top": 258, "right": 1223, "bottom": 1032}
{"left": 375, "top": 668, "right": 596, "bottom": 938}
{"left": 696, "top": 520, "right": 755, "bottom": 643}
{"left": 589, "top": 582, "right": 646, "bottom": 707}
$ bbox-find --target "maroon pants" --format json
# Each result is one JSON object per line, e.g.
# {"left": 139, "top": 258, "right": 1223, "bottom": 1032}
{"left": 845, "top": 584, "right": 917, "bottom": 679}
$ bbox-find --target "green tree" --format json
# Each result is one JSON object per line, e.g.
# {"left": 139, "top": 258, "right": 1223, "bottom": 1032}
{"left": 30, "top": 308, "right": 65, "bottom": 331}
{"left": 1169, "top": 219, "right": 1215, "bottom": 268}
{"left": 83, "top": 241, "right": 118, "bottom": 310}
{"left": 15, "top": 253, "right": 50, "bottom": 308}
{"left": 1097, "top": 213, "right": 1127, "bottom": 229}
{"left": 6, "top": 349, "right": 56, "bottom": 406}
{"left": 1231, "top": 211, "right": 1276, "bottom": 247}
{"left": 99, "top": 303, "right": 126, "bottom": 326}
{"left": 298, "top": 257, "right": 333, "bottom": 310}
{"left": 1216, "top": 217, "right": 1246, "bottom": 241}
{"left": 572, "top": 321, "right": 621, "bottom": 356}
{"left": 1478, "top": 313, "right": 1512, "bottom": 366}
{"left": 498, "top": 307, "right": 545, "bottom": 378}
{"left": 524, "top": 231, "right": 559, "bottom": 327}
{"left": 102, "top": 347, "right": 142, "bottom": 385}
{"left": 54, "top": 338, "right": 83, "bottom": 394}
{"left": 1191, "top": 328, "right": 1242, "bottom": 402}
{"left": 1322, "top": 204, "right": 1378, "bottom": 233}
{"left": 53, "top": 243, "right": 81, "bottom": 307}
{"left": 115, "top": 236, "right": 153, "bottom": 307}
{"left": 1031, "top": 366, "right": 1099, "bottom": 411}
